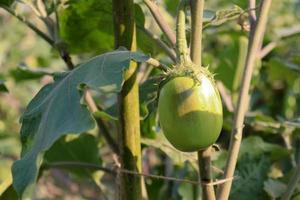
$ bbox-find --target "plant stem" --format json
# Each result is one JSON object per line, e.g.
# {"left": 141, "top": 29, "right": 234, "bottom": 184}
{"left": 198, "top": 147, "right": 216, "bottom": 200}
{"left": 143, "top": 0, "right": 176, "bottom": 47}
{"left": 281, "top": 164, "right": 300, "bottom": 200}
{"left": 216, "top": 1, "right": 272, "bottom": 200}
{"left": 189, "top": 0, "right": 216, "bottom": 199}
{"left": 190, "top": 0, "right": 204, "bottom": 65}
{"left": 176, "top": 0, "right": 189, "bottom": 64}
{"left": 112, "top": 0, "right": 142, "bottom": 199}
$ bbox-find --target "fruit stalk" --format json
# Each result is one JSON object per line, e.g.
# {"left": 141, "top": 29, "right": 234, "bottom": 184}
{"left": 217, "top": 1, "right": 272, "bottom": 200}
{"left": 112, "top": 0, "right": 142, "bottom": 199}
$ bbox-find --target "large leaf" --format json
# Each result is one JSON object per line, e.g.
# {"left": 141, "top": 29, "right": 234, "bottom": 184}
{"left": 12, "top": 50, "right": 149, "bottom": 198}
{"left": 44, "top": 134, "right": 101, "bottom": 176}
{"left": 59, "top": 0, "right": 114, "bottom": 53}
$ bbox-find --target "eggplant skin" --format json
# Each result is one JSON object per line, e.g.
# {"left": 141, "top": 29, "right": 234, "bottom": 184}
{"left": 158, "top": 75, "right": 223, "bottom": 152}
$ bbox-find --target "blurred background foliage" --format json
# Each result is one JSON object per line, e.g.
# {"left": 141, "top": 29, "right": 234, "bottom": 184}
{"left": 0, "top": 0, "right": 300, "bottom": 199}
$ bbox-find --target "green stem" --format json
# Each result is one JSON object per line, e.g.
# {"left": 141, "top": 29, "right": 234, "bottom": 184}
{"left": 176, "top": 0, "right": 189, "bottom": 64}
{"left": 112, "top": 0, "right": 142, "bottom": 199}
{"left": 190, "top": 0, "right": 204, "bottom": 66}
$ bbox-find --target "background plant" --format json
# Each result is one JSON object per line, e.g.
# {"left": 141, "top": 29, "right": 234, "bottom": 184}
{"left": 0, "top": 0, "right": 300, "bottom": 200}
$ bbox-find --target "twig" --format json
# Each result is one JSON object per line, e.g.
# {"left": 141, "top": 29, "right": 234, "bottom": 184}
{"left": 216, "top": 81, "right": 234, "bottom": 112}
{"left": 190, "top": 0, "right": 204, "bottom": 65}
{"left": 143, "top": 0, "right": 176, "bottom": 47}
{"left": 0, "top": 5, "right": 54, "bottom": 46}
{"left": 258, "top": 25, "right": 300, "bottom": 59}
{"left": 281, "top": 164, "right": 300, "bottom": 200}
{"left": 138, "top": 26, "right": 177, "bottom": 62}
{"left": 145, "top": 58, "right": 169, "bottom": 71}
{"left": 217, "top": 1, "right": 272, "bottom": 200}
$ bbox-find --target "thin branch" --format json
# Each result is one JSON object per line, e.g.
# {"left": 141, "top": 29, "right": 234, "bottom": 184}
{"left": 281, "top": 164, "right": 300, "bottom": 200}
{"left": 190, "top": 0, "right": 204, "bottom": 65}
{"left": 143, "top": 0, "right": 176, "bottom": 47}
{"left": 217, "top": 1, "right": 272, "bottom": 200}
{"left": 145, "top": 57, "right": 169, "bottom": 71}
{"left": 258, "top": 25, "right": 300, "bottom": 59}
{"left": 138, "top": 26, "right": 177, "bottom": 62}
{"left": 1, "top": 5, "right": 54, "bottom": 46}
{"left": 216, "top": 81, "right": 234, "bottom": 112}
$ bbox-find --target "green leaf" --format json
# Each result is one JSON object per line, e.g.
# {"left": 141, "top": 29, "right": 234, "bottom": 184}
{"left": 44, "top": 134, "right": 101, "bottom": 176}
{"left": 203, "top": 6, "right": 244, "bottom": 29}
{"left": 230, "top": 155, "right": 271, "bottom": 200}
{"left": 0, "top": 0, "right": 14, "bottom": 6}
{"left": 0, "top": 80, "right": 8, "bottom": 93}
{"left": 12, "top": 50, "right": 149, "bottom": 198}
{"left": 267, "top": 58, "right": 300, "bottom": 85}
{"left": 239, "top": 136, "right": 290, "bottom": 161}
{"left": 0, "top": 185, "right": 18, "bottom": 200}
{"left": 264, "top": 179, "right": 287, "bottom": 198}
{"left": 100, "top": 76, "right": 161, "bottom": 121}
{"left": 10, "top": 65, "right": 52, "bottom": 82}
{"left": 139, "top": 76, "right": 160, "bottom": 119}
{"left": 59, "top": 0, "right": 114, "bottom": 53}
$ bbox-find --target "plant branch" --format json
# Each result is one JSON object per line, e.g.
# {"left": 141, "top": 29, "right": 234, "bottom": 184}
{"left": 138, "top": 26, "right": 177, "bottom": 62}
{"left": 217, "top": 1, "right": 272, "bottom": 200}
{"left": 145, "top": 58, "right": 169, "bottom": 71}
{"left": 190, "top": 0, "right": 204, "bottom": 65}
{"left": 1, "top": 5, "right": 54, "bottom": 46}
{"left": 143, "top": 0, "right": 176, "bottom": 47}
{"left": 281, "top": 164, "right": 300, "bottom": 200}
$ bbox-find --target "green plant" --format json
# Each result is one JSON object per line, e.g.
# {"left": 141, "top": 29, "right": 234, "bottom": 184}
{"left": 1, "top": 0, "right": 300, "bottom": 200}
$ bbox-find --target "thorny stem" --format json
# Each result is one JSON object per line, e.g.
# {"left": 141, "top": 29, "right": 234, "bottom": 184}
{"left": 143, "top": 0, "right": 176, "bottom": 47}
{"left": 217, "top": 1, "right": 272, "bottom": 200}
